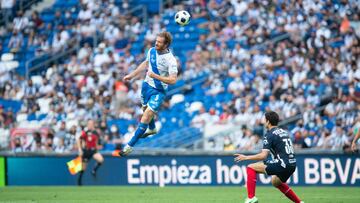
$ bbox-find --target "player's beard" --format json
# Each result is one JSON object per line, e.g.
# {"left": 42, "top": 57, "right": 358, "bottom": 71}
{"left": 155, "top": 44, "right": 166, "bottom": 52}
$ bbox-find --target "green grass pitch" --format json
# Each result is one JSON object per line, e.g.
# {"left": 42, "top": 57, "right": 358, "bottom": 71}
{"left": 0, "top": 186, "right": 359, "bottom": 203}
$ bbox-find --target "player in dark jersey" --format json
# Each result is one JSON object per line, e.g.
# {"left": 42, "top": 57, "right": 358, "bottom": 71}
{"left": 234, "top": 111, "right": 303, "bottom": 203}
{"left": 76, "top": 119, "right": 104, "bottom": 186}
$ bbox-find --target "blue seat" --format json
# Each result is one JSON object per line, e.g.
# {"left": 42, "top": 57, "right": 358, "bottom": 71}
{"left": 0, "top": 99, "right": 22, "bottom": 113}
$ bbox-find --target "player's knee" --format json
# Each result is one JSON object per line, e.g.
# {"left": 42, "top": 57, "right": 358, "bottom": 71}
{"left": 271, "top": 179, "right": 277, "bottom": 187}
{"left": 247, "top": 164, "right": 255, "bottom": 170}
{"left": 98, "top": 156, "right": 104, "bottom": 163}
{"left": 271, "top": 177, "right": 281, "bottom": 187}
{"left": 142, "top": 111, "right": 154, "bottom": 123}
{"left": 141, "top": 115, "right": 150, "bottom": 123}
{"left": 94, "top": 154, "right": 104, "bottom": 163}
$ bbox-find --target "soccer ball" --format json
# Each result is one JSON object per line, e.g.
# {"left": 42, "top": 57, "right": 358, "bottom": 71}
{"left": 175, "top": 10, "right": 191, "bottom": 26}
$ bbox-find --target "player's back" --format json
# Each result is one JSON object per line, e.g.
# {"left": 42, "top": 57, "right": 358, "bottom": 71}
{"left": 264, "top": 127, "right": 296, "bottom": 165}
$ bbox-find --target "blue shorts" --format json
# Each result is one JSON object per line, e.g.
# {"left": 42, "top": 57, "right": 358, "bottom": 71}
{"left": 141, "top": 82, "right": 165, "bottom": 113}
{"left": 265, "top": 161, "right": 296, "bottom": 183}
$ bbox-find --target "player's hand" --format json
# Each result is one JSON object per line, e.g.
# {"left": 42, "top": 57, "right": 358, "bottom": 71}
{"left": 234, "top": 153, "right": 247, "bottom": 162}
{"left": 123, "top": 74, "right": 132, "bottom": 81}
{"left": 351, "top": 142, "right": 357, "bottom": 152}
{"left": 147, "top": 71, "right": 156, "bottom": 78}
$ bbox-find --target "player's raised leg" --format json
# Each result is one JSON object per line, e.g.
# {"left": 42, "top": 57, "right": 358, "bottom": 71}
{"left": 142, "top": 106, "right": 158, "bottom": 138}
{"left": 272, "top": 176, "right": 302, "bottom": 203}
{"left": 120, "top": 107, "right": 155, "bottom": 156}
{"left": 91, "top": 152, "right": 104, "bottom": 177}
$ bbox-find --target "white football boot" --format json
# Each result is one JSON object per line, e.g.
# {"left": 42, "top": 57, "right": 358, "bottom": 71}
{"left": 244, "top": 196, "right": 258, "bottom": 203}
{"left": 141, "top": 128, "right": 158, "bottom": 138}
{"left": 119, "top": 145, "right": 133, "bottom": 156}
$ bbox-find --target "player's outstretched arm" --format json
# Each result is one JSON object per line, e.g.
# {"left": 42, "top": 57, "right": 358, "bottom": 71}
{"left": 234, "top": 149, "right": 269, "bottom": 162}
{"left": 147, "top": 72, "right": 177, "bottom": 85}
{"left": 123, "top": 60, "right": 148, "bottom": 81}
{"left": 351, "top": 129, "right": 360, "bottom": 152}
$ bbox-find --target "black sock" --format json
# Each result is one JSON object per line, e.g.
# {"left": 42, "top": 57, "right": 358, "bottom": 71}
{"left": 93, "top": 162, "right": 102, "bottom": 172}
{"left": 78, "top": 171, "right": 84, "bottom": 185}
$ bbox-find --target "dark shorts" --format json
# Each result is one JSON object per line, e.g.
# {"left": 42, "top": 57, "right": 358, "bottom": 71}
{"left": 265, "top": 162, "right": 296, "bottom": 182}
{"left": 82, "top": 149, "right": 97, "bottom": 162}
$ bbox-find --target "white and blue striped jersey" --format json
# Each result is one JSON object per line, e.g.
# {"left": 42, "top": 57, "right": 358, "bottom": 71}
{"left": 144, "top": 47, "right": 178, "bottom": 91}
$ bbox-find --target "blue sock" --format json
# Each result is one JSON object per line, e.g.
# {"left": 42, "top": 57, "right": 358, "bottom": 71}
{"left": 128, "top": 123, "right": 148, "bottom": 147}
{"left": 149, "top": 118, "right": 155, "bottom": 130}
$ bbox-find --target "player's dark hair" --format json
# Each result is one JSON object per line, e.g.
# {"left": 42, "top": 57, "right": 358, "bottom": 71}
{"left": 158, "top": 31, "right": 172, "bottom": 48}
{"left": 265, "top": 111, "right": 280, "bottom": 126}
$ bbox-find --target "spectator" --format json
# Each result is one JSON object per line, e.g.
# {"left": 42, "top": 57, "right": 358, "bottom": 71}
{"left": 64, "top": 125, "right": 78, "bottom": 151}
{"left": 223, "top": 135, "right": 235, "bottom": 151}
{"left": 52, "top": 32, "right": 65, "bottom": 52}
{"left": 8, "top": 29, "right": 23, "bottom": 51}
{"left": 331, "top": 126, "right": 350, "bottom": 151}
{"left": 78, "top": 4, "right": 92, "bottom": 21}
{"left": 94, "top": 43, "right": 110, "bottom": 68}
{"left": 54, "top": 138, "right": 66, "bottom": 153}
{"left": 13, "top": 137, "right": 23, "bottom": 153}
{"left": 52, "top": 10, "right": 64, "bottom": 28}
{"left": 77, "top": 43, "right": 92, "bottom": 60}
{"left": 316, "top": 130, "right": 332, "bottom": 149}
{"left": 1, "top": 0, "right": 15, "bottom": 26}
{"left": 12, "top": 10, "right": 29, "bottom": 31}
{"left": 29, "top": 11, "right": 44, "bottom": 30}
{"left": 247, "top": 134, "right": 262, "bottom": 151}
{"left": 191, "top": 107, "right": 219, "bottom": 129}
{"left": 25, "top": 131, "right": 42, "bottom": 152}
{"left": 0, "top": 105, "right": 6, "bottom": 127}
{"left": 104, "top": 23, "right": 120, "bottom": 45}
{"left": 54, "top": 121, "right": 67, "bottom": 146}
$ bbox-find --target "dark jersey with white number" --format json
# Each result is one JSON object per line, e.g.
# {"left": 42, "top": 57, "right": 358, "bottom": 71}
{"left": 263, "top": 127, "right": 296, "bottom": 166}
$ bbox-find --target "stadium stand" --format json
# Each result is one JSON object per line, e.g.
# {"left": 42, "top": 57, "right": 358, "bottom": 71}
{"left": 0, "top": 0, "right": 359, "bottom": 154}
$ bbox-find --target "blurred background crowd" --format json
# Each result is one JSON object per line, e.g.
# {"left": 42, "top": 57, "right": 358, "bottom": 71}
{"left": 0, "top": 0, "right": 359, "bottom": 153}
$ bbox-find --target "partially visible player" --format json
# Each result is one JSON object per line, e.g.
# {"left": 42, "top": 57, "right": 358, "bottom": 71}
{"left": 77, "top": 119, "right": 104, "bottom": 186}
{"left": 234, "top": 111, "right": 303, "bottom": 203}
{"left": 118, "top": 31, "right": 178, "bottom": 156}
{"left": 351, "top": 121, "right": 360, "bottom": 152}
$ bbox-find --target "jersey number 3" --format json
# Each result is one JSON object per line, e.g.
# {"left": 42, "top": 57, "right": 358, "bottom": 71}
{"left": 282, "top": 138, "right": 294, "bottom": 154}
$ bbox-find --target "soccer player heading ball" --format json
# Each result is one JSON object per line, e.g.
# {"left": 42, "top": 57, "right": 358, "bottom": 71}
{"left": 117, "top": 32, "right": 178, "bottom": 156}
{"left": 234, "top": 111, "right": 304, "bottom": 203}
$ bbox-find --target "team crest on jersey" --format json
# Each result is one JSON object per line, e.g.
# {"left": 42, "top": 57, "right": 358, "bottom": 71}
{"left": 151, "top": 55, "right": 156, "bottom": 64}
